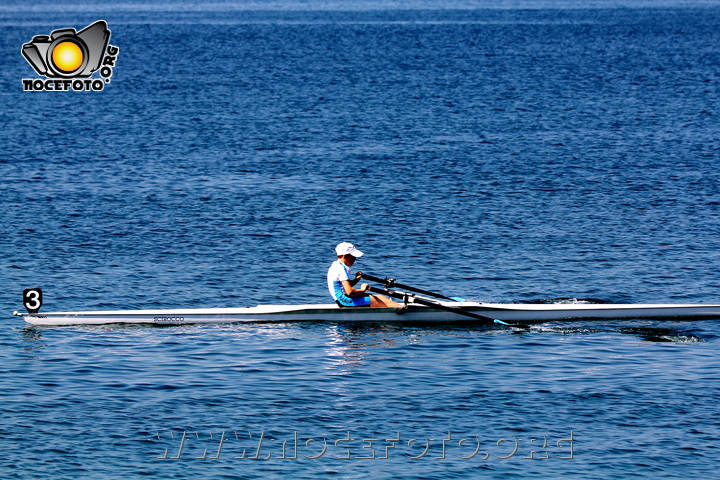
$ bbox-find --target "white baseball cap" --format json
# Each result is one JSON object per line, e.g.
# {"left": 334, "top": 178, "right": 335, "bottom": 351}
{"left": 335, "top": 242, "right": 364, "bottom": 257}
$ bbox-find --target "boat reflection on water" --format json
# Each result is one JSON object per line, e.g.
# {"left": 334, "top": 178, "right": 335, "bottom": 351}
{"left": 322, "top": 322, "right": 503, "bottom": 371}
{"left": 21, "top": 326, "right": 47, "bottom": 356}
{"left": 323, "top": 319, "right": 708, "bottom": 374}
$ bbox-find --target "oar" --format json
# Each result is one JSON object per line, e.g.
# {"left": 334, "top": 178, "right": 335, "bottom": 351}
{"left": 363, "top": 275, "right": 530, "bottom": 329}
{"left": 360, "top": 273, "right": 458, "bottom": 301}
{"left": 365, "top": 286, "right": 498, "bottom": 322}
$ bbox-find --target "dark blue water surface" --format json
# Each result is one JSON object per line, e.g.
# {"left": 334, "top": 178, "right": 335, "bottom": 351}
{"left": 2, "top": 2, "right": 720, "bottom": 479}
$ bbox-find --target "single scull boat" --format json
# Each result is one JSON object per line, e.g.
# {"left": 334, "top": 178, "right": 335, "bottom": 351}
{"left": 14, "top": 302, "right": 720, "bottom": 326}
{"left": 13, "top": 280, "right": 720, "bottom": 326}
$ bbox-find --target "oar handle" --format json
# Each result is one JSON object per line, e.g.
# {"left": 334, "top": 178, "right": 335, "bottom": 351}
{"left": 365, "top": 286, "right": 495, "bottom": 322}
{"left": 360, "top": 273, "right": 456, "bottom": 301}
{"left": 359, "top": 273, "right": 390, "bottom": 284}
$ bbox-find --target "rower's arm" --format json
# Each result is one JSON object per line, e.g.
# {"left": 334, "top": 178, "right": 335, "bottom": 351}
{"left": 341, "top": 280, "right": 370, "bottom": 298}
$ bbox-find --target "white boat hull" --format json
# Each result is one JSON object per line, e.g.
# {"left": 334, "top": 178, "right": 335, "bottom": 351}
{"left": 18, "top": 302, "right": 720, "bottom": 326}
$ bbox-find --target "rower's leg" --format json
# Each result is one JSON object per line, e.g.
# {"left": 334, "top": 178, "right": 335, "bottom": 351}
{"left": 370, "top": 295, "right": 400, "bottom": 308}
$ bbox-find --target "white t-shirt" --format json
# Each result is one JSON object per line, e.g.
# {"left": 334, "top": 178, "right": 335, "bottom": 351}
{"left": 327, "top": 260, "right": 351, "bottom": 299}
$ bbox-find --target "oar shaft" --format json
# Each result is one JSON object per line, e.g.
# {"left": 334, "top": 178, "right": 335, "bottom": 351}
{"left": 365, "top": 286, "right": 494, "bottom": 322}
{"left": 360, "top": 273, "right": 456, "bottom": 301}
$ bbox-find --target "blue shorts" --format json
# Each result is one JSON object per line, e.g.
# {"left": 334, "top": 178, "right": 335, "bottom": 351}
{"left": 335, "top": 292, "right": 372, "bottom": 307}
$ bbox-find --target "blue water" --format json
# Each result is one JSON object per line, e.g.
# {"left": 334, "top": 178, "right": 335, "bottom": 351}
{"left": 2, "top": 2, "right": 720, "bottom": 478}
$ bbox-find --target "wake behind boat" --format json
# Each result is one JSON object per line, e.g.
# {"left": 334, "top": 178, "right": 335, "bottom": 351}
{"left": 13, "top": 275, "right": 720, "bottom": 326}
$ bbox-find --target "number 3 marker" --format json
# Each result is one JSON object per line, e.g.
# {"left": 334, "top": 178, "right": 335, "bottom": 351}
{"left": 23, "top": 288, "right": 43, "bottom": 314}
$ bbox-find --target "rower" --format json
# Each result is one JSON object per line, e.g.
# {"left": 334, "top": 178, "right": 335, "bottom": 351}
{"left": 327, "top": 243, "right": 399, "bottom": 308}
